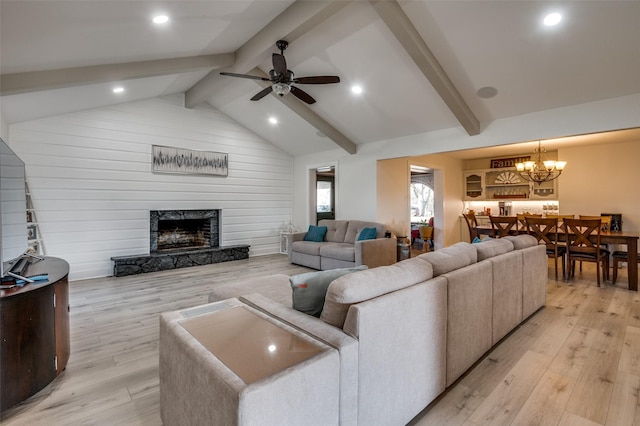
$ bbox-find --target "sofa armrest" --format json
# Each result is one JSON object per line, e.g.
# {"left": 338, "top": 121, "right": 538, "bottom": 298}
{"left": 240, "top": 293, "right": 358, "bottom": 426}
{"left": 288, "top": 232, "right": 308, "bottom": 263}
{"left": 355, "top": 237, "right": 397, "bottom": 268}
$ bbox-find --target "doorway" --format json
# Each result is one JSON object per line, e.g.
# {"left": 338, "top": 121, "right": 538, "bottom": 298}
{"left": 410, "top": 166, "right": 435, "bottom": 252}
{"left": 316, "top": 166, "right": 335, "bottom": 224}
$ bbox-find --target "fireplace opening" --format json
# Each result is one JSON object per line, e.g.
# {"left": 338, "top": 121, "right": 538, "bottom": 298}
{"left": 150, "top": 210, "right": 220, "bottom": 254}
{"left": 157, "top": 219, "right": 209, "bottom": 252}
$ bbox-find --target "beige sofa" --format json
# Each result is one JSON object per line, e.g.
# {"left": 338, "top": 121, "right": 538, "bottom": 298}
{"left": 288, "top": 219, "right": 397, "bottom": 270}
{"left": 161, "top": 235, "right": 547, "bottom": 426}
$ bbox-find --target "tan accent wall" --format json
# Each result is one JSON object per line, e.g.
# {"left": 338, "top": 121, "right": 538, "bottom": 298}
{"left": 376, "top": 157, "right": 411, "bottom": 238}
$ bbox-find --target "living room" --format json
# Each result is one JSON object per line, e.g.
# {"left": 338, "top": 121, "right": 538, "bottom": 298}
{"left": 1, "top": 1, "right": 640, "bottom": 424}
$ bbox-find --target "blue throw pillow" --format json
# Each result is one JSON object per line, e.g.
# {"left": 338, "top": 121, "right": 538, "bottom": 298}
{"left": 303, "top": 225, "right": 328, "bottom": 242}
{"left": 472, "top": 236, "right": 485, "bottom": 243}
{"left": 357, "top": 227, "right": 378, "bottom": 241}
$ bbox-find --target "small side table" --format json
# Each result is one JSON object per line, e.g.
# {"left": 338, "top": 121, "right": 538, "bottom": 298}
{"left": 280, "top": 232, "right": 293, "bottom": 254}
{"left": 160, "top": 299, "right": 340, "bottom": 426}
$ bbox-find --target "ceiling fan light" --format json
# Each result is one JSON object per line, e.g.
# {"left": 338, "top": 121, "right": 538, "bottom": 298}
{"left": 273, "top": 83, "right": 291, "bottom": 96}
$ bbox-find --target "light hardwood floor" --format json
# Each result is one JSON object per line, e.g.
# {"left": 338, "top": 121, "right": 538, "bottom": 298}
{"left": 2, "top": 254, "right": 638, "bottom": 425}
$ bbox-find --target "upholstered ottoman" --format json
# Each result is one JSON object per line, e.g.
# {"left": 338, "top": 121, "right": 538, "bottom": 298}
{"left": 159, "top": 298, "right": 340, "bottom": 426}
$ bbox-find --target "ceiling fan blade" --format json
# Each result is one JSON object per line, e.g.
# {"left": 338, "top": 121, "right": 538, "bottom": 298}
{"left": 250, "top": 86, "right": 273, "bottom": 101}
{"left": 220, "top": 72, "right": 271, "bottom": 81}
{"left": 272, "top": 53, "right": 288, "bottom": 77}
{"left": 290, "top": 86, "right": 316, "bottom": 104}
{"left": 292, "top": 76, "right": 340, "bottom": 84}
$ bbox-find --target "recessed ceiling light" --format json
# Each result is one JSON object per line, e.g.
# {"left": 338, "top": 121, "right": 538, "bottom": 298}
{"left": 351, "top": 85, "right": 363, "bottom": 95}
{"left": 113, "top": 87, "right": 125, "bottom": 94}
{"left": 543, "top": 13, "right": 562, "bottom": 26}
{"left": 153, "top": 15, "right": 169, "bottom": 24}
{"left": 268, "top": 117, "right": 278, "bottom": 125}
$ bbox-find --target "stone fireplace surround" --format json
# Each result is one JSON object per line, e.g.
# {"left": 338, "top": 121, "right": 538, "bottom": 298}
{"left": 111, "top": 209, "right": 249, "bottom": 277}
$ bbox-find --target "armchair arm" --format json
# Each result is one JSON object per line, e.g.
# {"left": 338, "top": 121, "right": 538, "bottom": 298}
{"left": 356, "top": 237, "right": 397, "bottom": 268}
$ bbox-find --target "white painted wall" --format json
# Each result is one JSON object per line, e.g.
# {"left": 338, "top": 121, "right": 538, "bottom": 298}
{"left": 8, "top": 95, "right": 293, "bottom": 280}
{"left": 293, "top": 94, "right": 640, "bottom": 239}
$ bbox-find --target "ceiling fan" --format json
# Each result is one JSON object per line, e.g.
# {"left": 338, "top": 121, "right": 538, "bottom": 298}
{"left": 220, "top": 40, "right": 340, "bottom": 105}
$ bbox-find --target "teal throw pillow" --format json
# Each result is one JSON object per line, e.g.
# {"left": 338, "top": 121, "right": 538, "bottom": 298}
{"left": 357, "top": 227, "right": 378, "bottom": 241}
{"left": 303, "top": 225, "right": 328, "bottom": 242}
{"left": 290, "top": 266, "right": 368, "bottom": 317}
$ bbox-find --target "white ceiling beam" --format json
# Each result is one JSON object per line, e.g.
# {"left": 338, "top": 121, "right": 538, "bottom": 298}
{"left": 251, "top": 68, "right": 357, "bottom": 155}
{"left": 0, "top": 54, "right": 233, "bottom": 96}
{"left": 185, "top": 0, "right": 351, "bottom": 108}
{"left": 369, "top": 0, "right": 481, "bottom": 136}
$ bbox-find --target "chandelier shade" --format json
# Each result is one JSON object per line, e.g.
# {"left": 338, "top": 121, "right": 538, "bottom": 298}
{"left": 515, "top": 141, "right": 567, "bottom": 185}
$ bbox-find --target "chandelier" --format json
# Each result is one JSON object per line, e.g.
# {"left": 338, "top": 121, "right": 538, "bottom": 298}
{"left": 515, "top": 141, "right": 567, "bottom": 185}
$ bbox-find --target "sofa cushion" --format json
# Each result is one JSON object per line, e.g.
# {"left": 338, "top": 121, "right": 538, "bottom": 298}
{"left": 344, "top": 220, "right": 384, "bottom": 244}
{"left": 319, "top": 243, "right": 355, "bottom": 262}
{"left": 417, "top": 242, "right": 477, "bottom": 276}
{"left": 474, "top": 238, "right": 514, "bottom": 261}
{"left": 290, "top": 266, "right": 367, "bottom": 317}
{"left": 304, "top": 225, "right": 328, "bottom": 242}
{"left": 290, "top": 240, "right": 324, "bottom": 256}
{"left": 503, "top": 234, "right": 538, "bottom": 250}
{"left": 357, "top": 227, "right": 378, "bottom": 241}
{"left": 320, "top": 258, "right": 434, "bottom": 328}
{"left": 318, "top": 219, "right": 348, "bottom": 243}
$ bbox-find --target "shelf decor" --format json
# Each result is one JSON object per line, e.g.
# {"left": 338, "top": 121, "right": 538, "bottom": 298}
{"left": 515, "top": 141, "right": 566, "bottom": 185}
{"left": 152, "top": 145, "right": 228, "bottom": 176}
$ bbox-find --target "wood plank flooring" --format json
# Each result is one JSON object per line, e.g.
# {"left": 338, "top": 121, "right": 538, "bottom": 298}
{"left": 2, "top": 254, "right": 639, "bottom": 425}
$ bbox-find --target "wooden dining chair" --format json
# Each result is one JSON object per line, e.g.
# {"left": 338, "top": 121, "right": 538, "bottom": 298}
{"left": 489, "top": 215, "right": 518, "bottom": 238}
{"left": 564, "top": 218, "right": 609, "bottom": 286}
{"left": 546, "top": 214, "right": 574, "bottom": 232}
{"left": 517, "top": 213, "right": 542, "bottom": 231}
{"left": 612, "top": 251, "right": 640, "bottom": 285}
{"left": 526, "top": 216, "right": 566, "bottom": 280}
{"left": 578, "top": 215, "right": 613, "bottom": 272}
{"left": 463, "top": 212, "right": 479, "bottom": 242}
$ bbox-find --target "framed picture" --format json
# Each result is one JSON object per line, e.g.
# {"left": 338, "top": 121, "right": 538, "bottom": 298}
{"left": 27, "top": 225, "right": 37, "bottom": 240}
{"left": 152, "top": 145, "right": 228, "bottom": 176}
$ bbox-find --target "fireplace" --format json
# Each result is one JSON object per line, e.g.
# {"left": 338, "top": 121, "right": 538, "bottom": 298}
{"left": 150, "top": 210, "right": 220, "bottom": 253}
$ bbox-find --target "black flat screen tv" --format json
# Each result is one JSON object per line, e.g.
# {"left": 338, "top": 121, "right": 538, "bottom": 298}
{"left": 0, "top": 137, "right": 27, "bottom": 277}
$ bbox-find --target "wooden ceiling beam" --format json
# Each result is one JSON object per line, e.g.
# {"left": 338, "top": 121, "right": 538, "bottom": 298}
{"left": 0, "top": 54, "right": 233, "bottom": 96}
{"left": 369, "top": 0, "right": 481, "bottom": 136}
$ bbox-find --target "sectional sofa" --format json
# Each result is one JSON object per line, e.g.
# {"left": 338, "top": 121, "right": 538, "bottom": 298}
{"left": 160, "top": 235, "right": 547, "bottom": 425}
{"left": 288, "top": 219, "right": 397, "bottom": 270}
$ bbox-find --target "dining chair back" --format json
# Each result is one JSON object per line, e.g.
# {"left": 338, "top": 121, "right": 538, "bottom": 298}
{"left": 564, "top": 218, "right": 609, "bottom": 286}
{"left": 463, "top": 212, "right": 479, "bottom": 242}
{"left": 526, "top": 216, "right": 566, "bottom": 280}
{"left": 546, "top": 214, "right": 575, "bottom": 232}
{"left": 579, "top": 215, "right": 612, "bottom": 231}
{"left": 489, "top": 216, "right": 518, "bottom": 238}
{"left": 517, "top": 213, "right": 542, "bottom": 230}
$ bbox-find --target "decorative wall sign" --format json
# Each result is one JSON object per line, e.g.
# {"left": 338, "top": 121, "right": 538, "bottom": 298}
{"left": 490, "top": 156, "right": 530, "bottom": 169}
{"left": 152, "top": 145, "right": 228, "bottom": 176}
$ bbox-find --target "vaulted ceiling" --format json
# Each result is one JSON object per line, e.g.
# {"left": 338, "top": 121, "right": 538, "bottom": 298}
{"left": 1, "top": 1, "right": 639, "bottom": 157}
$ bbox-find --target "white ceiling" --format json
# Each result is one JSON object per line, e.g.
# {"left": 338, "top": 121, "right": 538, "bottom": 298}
{"left": 1, "top": 1, "right": 639, "bottom": 157}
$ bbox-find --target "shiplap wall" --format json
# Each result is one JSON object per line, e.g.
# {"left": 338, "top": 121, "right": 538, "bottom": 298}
{"left": 9, "top": 95, "right": 293, "bottom": 281}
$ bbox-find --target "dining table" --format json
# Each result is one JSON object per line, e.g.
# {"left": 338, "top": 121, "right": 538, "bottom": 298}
{"left": 475, "top": 223, "right": 639, "bottom": 291}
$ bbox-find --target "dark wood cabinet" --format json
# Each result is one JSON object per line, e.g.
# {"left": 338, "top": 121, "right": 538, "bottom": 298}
{"left": 0, "top": 257, "right": 70, "bottom": 412}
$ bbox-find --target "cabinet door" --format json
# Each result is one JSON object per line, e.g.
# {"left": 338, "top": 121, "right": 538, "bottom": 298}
{"left": 464, "top": 172, "right": 484, "bottom": 200}
{"left": 54, "top": 278, "right": 70, "bottom": 374}
{"left": 0, "top": 287, "right": 56, "bottom": 412}
{"left": 531, "top": 178, "right": 558, "bottom": 199}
